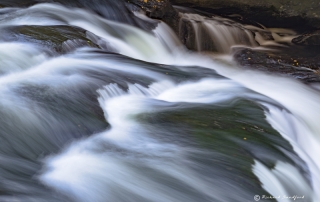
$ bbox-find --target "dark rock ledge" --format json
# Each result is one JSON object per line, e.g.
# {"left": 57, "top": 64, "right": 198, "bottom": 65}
{"left": 233, "top": 46, "right": 320, "bottom": 83}
{"left": 169, "top": 0, "right": 320, "bottom": 31}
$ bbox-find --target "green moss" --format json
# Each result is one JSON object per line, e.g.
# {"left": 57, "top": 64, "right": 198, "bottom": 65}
{"left": 139, "top": 99, "right": 292, "bottom": 153}
{"left": 17, "top": 26, "right": 83, "bottom": 42}
{"left": 6, "top": 25, "right": 99, "bottom": 52}
{"left": 136, "top": 99, "right": 299, "bottom": 196}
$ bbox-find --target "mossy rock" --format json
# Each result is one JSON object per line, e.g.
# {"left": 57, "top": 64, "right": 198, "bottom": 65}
{"left": 0, "top": 25, "right": 99, "bottom": 53}
{"left": 136, "top": 99, "right": 310, "bottom": 198}
{"left": 139, "top": 99, "right": 296, "bottom": 164}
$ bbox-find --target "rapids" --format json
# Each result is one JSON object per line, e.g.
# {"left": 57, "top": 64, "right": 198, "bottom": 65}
{"left": 0, "top": 2, "right": 319, "bottom": 202}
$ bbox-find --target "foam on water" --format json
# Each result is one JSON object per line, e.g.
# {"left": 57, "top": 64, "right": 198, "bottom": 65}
{"left": 0, "top": 43, "right": 48, "bottom": 75}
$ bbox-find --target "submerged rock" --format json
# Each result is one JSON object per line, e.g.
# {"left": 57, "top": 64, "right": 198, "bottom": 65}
{"left": 0, "top": 25, "right": 99, "bottom": 53}
{"left": 138, "top": 99, "right": 311, "bottom": 199}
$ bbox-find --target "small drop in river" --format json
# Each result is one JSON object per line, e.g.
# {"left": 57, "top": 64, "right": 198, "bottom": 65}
{"left": 0, "top": 1, "right": 319, "bottom": 202}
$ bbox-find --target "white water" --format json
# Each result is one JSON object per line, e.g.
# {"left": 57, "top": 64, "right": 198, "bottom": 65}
{"left": 40, "top": 78, "right": 256, "bottom": 202}
{"left": 0, "top": 3, "right": 319, "bottom": 202}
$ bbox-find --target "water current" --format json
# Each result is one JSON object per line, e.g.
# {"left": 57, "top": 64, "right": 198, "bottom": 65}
{"left": 0, "top": 2, "right": 319, "bottom": 202}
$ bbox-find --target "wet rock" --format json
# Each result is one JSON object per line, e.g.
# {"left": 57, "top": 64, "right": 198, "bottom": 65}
{"left": 233, "top": 46, "right": 320, "bottom": 83}
{"left": 128, "top": 0, "right": 179, "bottom": 31}
{"left": 292, "top": 30, "right": 320, "bottom": 46}
{"left": 0, "top": 0, "right": 38, "bottom": 7}
{"left": 138, "top": 99, "right": 310, "bottom": 196}
{"left": 0, "top": 25, "right": 99, "bottom": 53}
{"left": 170, "top": 0, "right": 320, "bottom": 31}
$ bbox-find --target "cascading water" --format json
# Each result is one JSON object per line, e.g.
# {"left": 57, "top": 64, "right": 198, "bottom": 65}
{"left": 179, "top": 13, "right": 257, "bottom": 53}
{"left": 177, "top": 11, "right": 297, "bottom": 53}
{"left": 0, "top": 2, "right": 319, "bottom": 202}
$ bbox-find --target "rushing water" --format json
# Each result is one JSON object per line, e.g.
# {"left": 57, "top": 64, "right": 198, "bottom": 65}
{"left": 0, "top": 2, "right": 319, "bottom": 202}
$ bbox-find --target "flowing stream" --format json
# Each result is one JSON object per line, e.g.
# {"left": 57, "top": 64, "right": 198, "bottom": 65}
{"left": 0, "top": 2, "right": 319, "bottom": 202}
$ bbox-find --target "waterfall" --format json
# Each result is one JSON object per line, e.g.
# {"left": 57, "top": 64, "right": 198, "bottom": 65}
{"left": 179, "top": 13, "right": 257, "bottom": 53}
{"left": 0, "top": 2, "right": 318, "bottom": 202}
